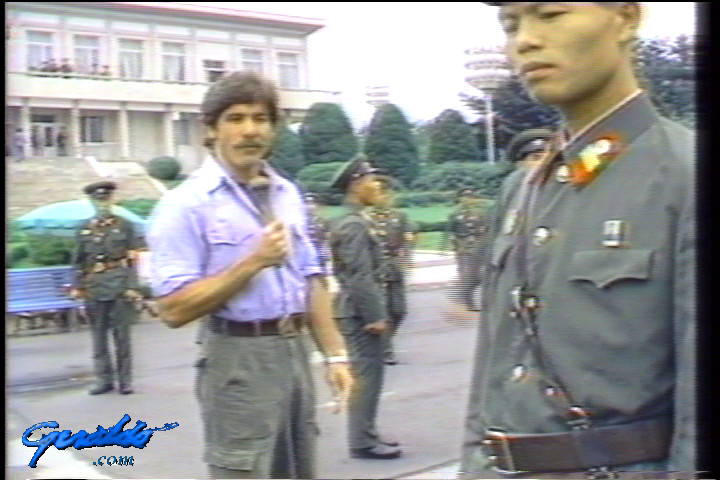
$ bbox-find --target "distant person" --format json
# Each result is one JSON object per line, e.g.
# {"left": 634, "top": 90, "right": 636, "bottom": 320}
{"left": 59, "top": 58, "right": 73, "bottom": 77}
{"left": 364, "top": 175, "right": 417, "bottom": 365}
{"left": 56, "top": 128, "right": 68, "bottom": 156}
{"left": 69, "top": 181, "right": 146, "bottom": 395}
{"left": 90, "top": 63, "right": 100, "bottom": 76}
{"left": 100, "top": 65, "right": 111, "bottom": 77}
{"left": 442, "top": 187, "right": 487, "bottom": 311}
{"left": 12, "top": 128, "right": 27, "bottom": 162}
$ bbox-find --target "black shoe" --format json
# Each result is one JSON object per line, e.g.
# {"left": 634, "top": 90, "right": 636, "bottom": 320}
{"left": 350, "top": 444, "right": 402, "bottom": 459}
{"left": 119, "top": 385, "right": 134, "bottom": 395}
{"left": 384, "top": 352, "right": 398, "bottom": 365}
{"left": 89, "top": 384, "right": 114, "bottom": 395}
{"left": 379, "top": 436, "right": 400, "bottom": 447}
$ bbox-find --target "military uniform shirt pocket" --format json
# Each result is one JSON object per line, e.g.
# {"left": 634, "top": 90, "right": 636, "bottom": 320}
{"left": 568, "top": 249, "right": 653, "bottom": 289}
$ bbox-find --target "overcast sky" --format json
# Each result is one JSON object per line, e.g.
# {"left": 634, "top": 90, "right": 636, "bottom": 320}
{"left": 185, "top": 2, "right": 696, "bottom": 128}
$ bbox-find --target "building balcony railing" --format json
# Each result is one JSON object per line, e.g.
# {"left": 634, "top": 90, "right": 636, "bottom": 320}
{"left": 7, "top": 71, "right": 341, "bottom": 110}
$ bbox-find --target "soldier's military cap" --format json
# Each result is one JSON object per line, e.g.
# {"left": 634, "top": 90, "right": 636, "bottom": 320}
{"left": 329, "top": 154, "right": 380, "bottom": 191}
{"left": 304, "top": 192, "right": 319, "bottom": 203}
{"left": 506, "top": 128, "right": 554, "bottom": 163}
{"left": 83, "top": 181, "right": 117, "bottom": 199}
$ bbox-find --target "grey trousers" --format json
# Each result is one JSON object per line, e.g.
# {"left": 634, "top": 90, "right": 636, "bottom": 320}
{"left": 196, "top": 329, "right": 317, "bottom": 479}
{"left": 338, "top": 316, "right": 387, "bottom": 450}
{"left": 86, "top": 298, "right": 133, "bottom": 387}
{"left": 383, "top": 279, "right": 407, "bottom": 355}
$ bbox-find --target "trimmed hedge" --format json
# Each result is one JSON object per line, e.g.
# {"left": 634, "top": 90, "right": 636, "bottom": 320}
{"left": 411, "top": 161, "right": 515, "bottom": 197}
{"left": 26, "top": 235, "right": 75, "bottom": 266}
{"left": 147, "top": 156, "right": 181, "bottom": 180}
{"left": 117, "top": 198, "right": 159, "bottom": 219}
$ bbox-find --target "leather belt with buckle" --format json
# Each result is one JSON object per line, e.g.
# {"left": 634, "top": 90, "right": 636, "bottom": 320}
{"left": 480, "top": 416, "right": 671, "bottom": 474}
{"left": 209, "top": 313, "right": 305, "bottom": 337}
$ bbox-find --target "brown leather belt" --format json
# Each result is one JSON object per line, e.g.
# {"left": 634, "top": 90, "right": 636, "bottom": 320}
{"left": 209, "top": 313, "right": 305, "bottom": 337}
{"left": 479, "top": 416, "right": 671, "bottom": 473}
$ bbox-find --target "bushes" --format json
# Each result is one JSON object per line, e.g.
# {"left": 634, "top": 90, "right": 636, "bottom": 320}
{"left": 296, "top": 162, "right": 346, "bottom": 205}
{"left": 117, "top": 199, "right": 159, "bottom": 219}
{"left": 8, "top": 244, "right": 29, "bottom": 264}
{"left": 146, "top": 156, "right": 181, "bottom": 180}
{"left": 394, "top": 191, "right": 453, "bottom": 207}
{"left": 411, "top": 161, "right": 515, "bottom": 197}
{"left": 26, "top": 235, "right": 75, "bottom": 266}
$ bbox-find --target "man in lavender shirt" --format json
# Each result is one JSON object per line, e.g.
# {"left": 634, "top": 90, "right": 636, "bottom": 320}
{"left": 147, "top": 72, "right": 353, "bottom": 479}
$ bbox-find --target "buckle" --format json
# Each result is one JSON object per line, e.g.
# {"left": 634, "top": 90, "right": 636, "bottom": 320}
{"left": 483, "top": 429, "right": 523, "bottom": 474}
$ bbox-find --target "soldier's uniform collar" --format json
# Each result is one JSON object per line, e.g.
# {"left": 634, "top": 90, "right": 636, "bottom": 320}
{"left": 532, "top": 92, "right": 661, "bottom": 187}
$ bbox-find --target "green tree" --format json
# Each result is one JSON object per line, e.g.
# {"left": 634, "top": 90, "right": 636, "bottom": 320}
{"left": 633, "top": 35, "right": 695, "bottom": 128}
{"left": 363, "top": 103, "right": 420, "bottom": 187}
{"left": 428, "top": 109, "right": 483, "bottom": 163}
{"left": 299, "top": 102, "right": 359, "bottom": 164}
{"left": 269, "top": 125, "right": 305, "bottom": 176}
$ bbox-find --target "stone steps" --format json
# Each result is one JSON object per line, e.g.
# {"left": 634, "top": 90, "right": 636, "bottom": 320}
{"left": 7, "top": 157, "right": 164, "bottom": 220}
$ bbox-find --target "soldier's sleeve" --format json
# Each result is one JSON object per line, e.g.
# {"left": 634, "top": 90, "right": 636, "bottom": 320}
{"left": 70, "top": 225, "right": 87, "bottom": 288}
{"left": 332, "top": 219, "right": 387, "bottom": 325}
{"left": 668, "top": 179, "right": 696, "bottom": 474}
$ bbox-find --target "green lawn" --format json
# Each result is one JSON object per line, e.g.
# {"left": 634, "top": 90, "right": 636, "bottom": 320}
{"left": 319, "top": 204, "right": 457, "bottom": 223}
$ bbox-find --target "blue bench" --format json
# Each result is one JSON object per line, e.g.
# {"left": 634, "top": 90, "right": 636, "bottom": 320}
{"left": 7, "top": 266, "right": 85, "bottom": 334}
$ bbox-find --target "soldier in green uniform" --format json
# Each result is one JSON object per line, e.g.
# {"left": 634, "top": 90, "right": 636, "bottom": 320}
{"left": 329, "top": 155, "right": 403, "bottom": 460}
{"left": 461, "top": 3, "right": 695, "bottom": 478}
{"left": 304, "top": 193, "right": 332, "bottom": 274}
{"left": 70, "top": 181, "right": 145, "bottom": 395}
{"left": 364, "top": 175, "right": 417, "bottom": 365}
{"left": 443, "top": 187, "right": 487, "bottom": 311}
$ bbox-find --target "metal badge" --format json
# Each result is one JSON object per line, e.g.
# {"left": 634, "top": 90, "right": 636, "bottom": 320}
{"left": 502, "top": 209, "right": 519, "bottom": 235}
{"left": 532, "top": 227, "right": 552, "bottom": 246}
{"left": 555, "top": 164, "right": 571, "bottom": 183}
{"left": 602, "top": 220, "right": 626, "bottom": 247}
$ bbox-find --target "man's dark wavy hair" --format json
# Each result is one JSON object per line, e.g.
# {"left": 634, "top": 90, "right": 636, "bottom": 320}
{"left": 200, "top": 71, "right": 280, "bottom": 148}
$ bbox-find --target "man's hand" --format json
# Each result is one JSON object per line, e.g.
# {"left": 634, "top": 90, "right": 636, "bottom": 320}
{"left": 68, "top": 288, "right": 86, "bottom": 300}
{"left": 325, "top": 362, "right": 354, "bottom": 414}
{"left": 363, "top": 320, "right": 388, "bottom": 335}
{"left": 123, "top": 289, "right": 144, "bottom": 301}
{"left": 252, "top": 221, "right": 288, "bottom": 267}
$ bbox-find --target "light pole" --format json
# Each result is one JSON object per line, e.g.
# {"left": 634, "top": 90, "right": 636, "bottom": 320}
{"left": 464, "top": 46, "right": 511, "bottom": 164}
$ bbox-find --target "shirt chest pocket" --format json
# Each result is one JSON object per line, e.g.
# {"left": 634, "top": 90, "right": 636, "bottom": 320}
{"left": 207, "top": 219, "right": 255, "bottom": 246}
{"left": 568, "top": 249, "right": 653, "bottom": 289}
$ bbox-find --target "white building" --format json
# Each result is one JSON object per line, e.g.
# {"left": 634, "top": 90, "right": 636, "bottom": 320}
{"left": 6, "top": 1, "right": 340, "bottom": 171}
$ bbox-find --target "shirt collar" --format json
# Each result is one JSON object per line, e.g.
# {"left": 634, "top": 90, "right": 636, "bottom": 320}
{"left": 191, "top": 154, "right": 288, "bottom": 194}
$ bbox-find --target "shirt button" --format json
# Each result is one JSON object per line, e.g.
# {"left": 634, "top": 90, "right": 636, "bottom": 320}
{"left": 510, "top": 365, "right": 527, "bottom": 381}
{"left": 532, "top": 227, "right": 552, "bottom": 246}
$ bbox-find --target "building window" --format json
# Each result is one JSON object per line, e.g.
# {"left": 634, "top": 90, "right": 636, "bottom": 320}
{"left": 240, "top": 49, "right": 265, "bottom": 74}
{"left": 203, "top": 59, "right": 226, "bottom": 83}
{"left": 119, "top": 38, "right": 144, "bottom": 79}
{"left": 277, "top": 52, "right": 301, "bottom": 89}
{"left": 162, "top": 42, "right": 186, "bottom": 82}
{"left": 174, "top": 116, "right": 191, "bottom": 145}
{"left": 26, "top": 30, "right": 54, "bottom": 70}
{"left": 74, "top": 35, "right": 101, "bottom": 74}
{"left": 80, "top": 116, "right": 104, "bottom": 143}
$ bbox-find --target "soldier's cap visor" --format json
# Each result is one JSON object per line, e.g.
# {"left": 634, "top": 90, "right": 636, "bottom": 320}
{"left": 329, "top": 155, "right": 380, "bottom": 191}
{"left": 83, "top": 181, "right": 117, "bottom": 196}
{"left": 517, "top": 138, "right": 548, "bottom": 157}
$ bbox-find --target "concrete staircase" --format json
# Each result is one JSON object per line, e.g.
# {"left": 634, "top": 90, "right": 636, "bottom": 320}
{"left": 7, "top": 156, "right": 164, "bottom": 220}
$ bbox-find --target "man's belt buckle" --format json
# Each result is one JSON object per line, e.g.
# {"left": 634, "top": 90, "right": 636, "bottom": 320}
{"left": 483, "top": 429, "right": 523, "bottom": 475}
{"left": 278, "top": 314, "right": 297, "bottom": 338}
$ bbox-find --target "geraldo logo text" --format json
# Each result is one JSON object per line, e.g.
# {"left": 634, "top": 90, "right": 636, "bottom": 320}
{"left": 22, "top": 414, "right": 179, "bottom": 468}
